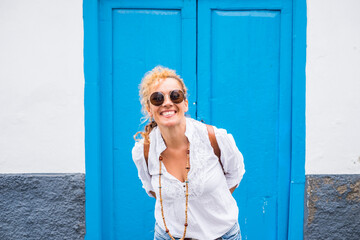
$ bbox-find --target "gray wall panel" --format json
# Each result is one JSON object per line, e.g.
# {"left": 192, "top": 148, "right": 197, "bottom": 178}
{"left": 304, "top": 175, "right": 360, "bottom": 240}
{"left": 0, "top": 173, "right": 85, "bottom": 240}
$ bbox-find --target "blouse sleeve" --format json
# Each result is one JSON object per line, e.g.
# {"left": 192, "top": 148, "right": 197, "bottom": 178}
{"left": 131, "top": 140, "right": 155, "bottom": 198}
{"left": 213, "top": 127, "right": 245, "bottom": 189}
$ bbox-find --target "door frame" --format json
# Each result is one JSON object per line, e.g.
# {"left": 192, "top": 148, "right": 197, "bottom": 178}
{"left": 83, "top": 0, "right": 306, "bottom": 239}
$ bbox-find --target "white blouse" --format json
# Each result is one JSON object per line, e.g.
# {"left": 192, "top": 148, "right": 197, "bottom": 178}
{"left": 132, "top": 117, "right": 245, "bottom": 239}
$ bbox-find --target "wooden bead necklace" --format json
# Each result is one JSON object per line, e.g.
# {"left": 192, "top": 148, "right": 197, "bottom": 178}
{"left": 158, "top": 147, "right": 190, "bottom": 240}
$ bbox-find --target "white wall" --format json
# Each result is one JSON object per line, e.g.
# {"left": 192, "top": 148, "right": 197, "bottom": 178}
{"left": 0, "top": 0, "right": 85, "bottom": 173}
{"left": 1, "top": 0, "right": 359, "bottom": 175}
{"left": 306, "top": 0, "right": 360, "bottom": 174}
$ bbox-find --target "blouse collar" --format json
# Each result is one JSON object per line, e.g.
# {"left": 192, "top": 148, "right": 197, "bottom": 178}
{"left": 150, "top": 117, "right": 194, "bottom": 158}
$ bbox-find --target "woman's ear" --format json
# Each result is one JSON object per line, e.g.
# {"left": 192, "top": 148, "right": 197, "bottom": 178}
{"left": 146, "top": 105, "right": 153, "bottom": 118}
{"left": 184, "top": 99, "right": 189, "bottom": 113}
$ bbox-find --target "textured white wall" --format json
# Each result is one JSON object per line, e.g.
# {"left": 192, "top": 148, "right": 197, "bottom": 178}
{"left": 0, "top": 0, "right": 84, "bottom": 173}
{"left": 306, "top": 0, "right": 360, "bottom": 174}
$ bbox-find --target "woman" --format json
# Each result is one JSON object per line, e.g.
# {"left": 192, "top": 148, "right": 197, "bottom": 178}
{"left": 132, "top": 66, "right": 245, "bottom": 240}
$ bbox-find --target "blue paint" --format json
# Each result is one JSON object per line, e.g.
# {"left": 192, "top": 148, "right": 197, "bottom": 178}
{"left": 98, "top": 4, "right": 115, "bottom": 239}
{"left": 85, "top": 0, "right": 196, "bottom": 239}
{"left": 197, "top": 1, "right": 306, "bottom": 239}
{"left": 111, "top": 7, "right": 182, "bottom": 239}
{"left": 197, "top": 1, "right": 293, "bottom": 238}
{"left": 83, "top": 0, "right": 101, "bottom": 239}
{"left": 83, "top": 0, "right": 306, "bottom": 239}
{"left": 287, "top": 0, "right": 307, "bottom": 239}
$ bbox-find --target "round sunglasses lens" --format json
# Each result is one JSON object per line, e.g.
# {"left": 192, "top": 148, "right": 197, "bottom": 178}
{"left": 150, "top": 92, "right": 164, "bottom": 106}
{"left": 170, "top": 90, "right": 184, "bottom": 103}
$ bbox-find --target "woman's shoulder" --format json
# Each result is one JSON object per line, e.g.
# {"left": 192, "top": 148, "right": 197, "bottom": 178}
{"left": 187, "top": 117, "right": 230, "bottom": 135}
{"left": 186, "top": 117, "right": 207, "bottom": 129}
{"left": 213, "top": 125, "right": 230, "bottom": 136}
{"left": 187, "top": 117, "right": 234, "bottom": 137}
{"left": 212, "top": 126, "right": 240, "bottom": 153}
{"left": 186, "top": 117, "right": 208, "bottom": 136}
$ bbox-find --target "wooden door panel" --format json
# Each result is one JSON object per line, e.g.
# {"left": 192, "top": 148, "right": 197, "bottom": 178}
{"left": 198, "top": 1, "right": 292, "bottom": 239}
{"left": 98, "top": 0, "right": 196, "bottom": 238}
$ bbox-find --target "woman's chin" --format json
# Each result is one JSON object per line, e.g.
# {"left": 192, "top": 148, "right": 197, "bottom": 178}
{"left": 158, "top": 120, "right": 177, "bottom": 128}
{"left": 157, "top": 116, "right": 183, "bottom": 128}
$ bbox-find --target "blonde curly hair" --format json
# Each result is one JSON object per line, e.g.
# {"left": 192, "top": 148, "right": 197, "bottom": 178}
{"left": 134, "top": 65, "right": 188, "bottom": 142}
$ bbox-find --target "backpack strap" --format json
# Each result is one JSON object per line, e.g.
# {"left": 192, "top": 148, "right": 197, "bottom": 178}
{"left": 143, "top": 124, "right": 224, "bottom": 173}
{"left": 144, "top": 140, "right": 150, "bottom": 167}
{"left": 206, "top": 124, "right": 224, "bottom": 173}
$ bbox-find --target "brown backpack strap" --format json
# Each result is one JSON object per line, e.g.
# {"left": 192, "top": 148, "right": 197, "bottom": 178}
{"left": 143, "top": 140, "right": 149, "bottom": 167}
{"left": 206, "top": 124, "right": 224, "bottom": 173}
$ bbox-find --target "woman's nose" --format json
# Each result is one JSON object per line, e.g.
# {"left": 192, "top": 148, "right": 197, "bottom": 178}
{"left": 162, "top": 94, "right": 173, "bottom": 106}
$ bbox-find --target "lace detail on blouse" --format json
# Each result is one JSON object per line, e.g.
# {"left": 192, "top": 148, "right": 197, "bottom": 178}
{"left": 151, "top": 121, "right": 209, "bottom": 200}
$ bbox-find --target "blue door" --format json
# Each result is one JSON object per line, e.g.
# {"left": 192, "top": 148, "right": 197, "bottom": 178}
{"left": 96, "top": 1, "right": 196, "bottom": 239}
{"left": 84, "top": 0, "right": 306, "bottom": 239}
{"left": 197, "top": 1, "right": 292, "bottom": 239}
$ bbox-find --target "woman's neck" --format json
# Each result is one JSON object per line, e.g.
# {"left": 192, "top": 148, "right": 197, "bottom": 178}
{"left": 158, "top": 118, "right": 188, "bottom": 149}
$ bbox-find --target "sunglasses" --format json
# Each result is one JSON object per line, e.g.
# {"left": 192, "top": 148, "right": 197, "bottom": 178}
{"left": 149, "top": 89, "right": 185, "bottom": 106}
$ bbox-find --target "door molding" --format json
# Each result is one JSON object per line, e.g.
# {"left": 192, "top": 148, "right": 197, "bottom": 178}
{"left": 84, "top": 0, "right": 101, "bottom": 239}
{"left": 287, "top": 0, "right": 307, "bottom": 239}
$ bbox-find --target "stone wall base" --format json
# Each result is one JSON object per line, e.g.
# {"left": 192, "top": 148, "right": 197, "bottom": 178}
{"left": 304, "top": 175, "right": 360, "bottom": 240}
{"left": 2, "top": 173, "right": 360, "bottom": 239}
{"left": 0, "top": 173, "right": 85, "bottom": 240}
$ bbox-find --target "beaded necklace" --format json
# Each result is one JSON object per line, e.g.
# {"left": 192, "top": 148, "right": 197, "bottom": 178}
{"left": 158, "top": 147, "right": 190, "bottom": 240}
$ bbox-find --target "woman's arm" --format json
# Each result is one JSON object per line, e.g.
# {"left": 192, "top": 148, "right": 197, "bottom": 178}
{"left": 132, "top": 140, "right": 156, "bottom": 198}
{"left": 214, "top": 127, "right": 245, "bottom": 192}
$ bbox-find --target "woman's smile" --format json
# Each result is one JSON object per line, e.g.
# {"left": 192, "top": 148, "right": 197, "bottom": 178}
{"left": 160, "top": 110, "right": 177, "bottom": 118}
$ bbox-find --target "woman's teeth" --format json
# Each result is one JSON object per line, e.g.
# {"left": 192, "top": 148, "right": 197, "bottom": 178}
{"left": 162, "top": 111, "right": 175, "bottom": 117}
